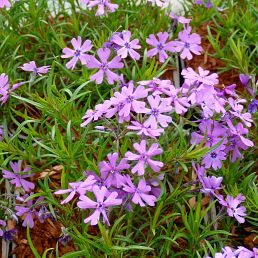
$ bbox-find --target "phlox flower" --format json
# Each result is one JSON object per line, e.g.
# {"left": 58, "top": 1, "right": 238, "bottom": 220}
{"left": 0, "top": 220, "right": 6, "bottom": 237}
{"left": 228, "top": 98, "right": 253, "bottom": 127}
{"left": 191, "top": 119, "right": 227, "bottom": 147}
{"left": 20, "top": 61, "right": 50, "bottom": 76}
{"left": 217, "top": 194, "right": 246, "bottom": 224}
{"left": 141, "top": 95, "right": 172, "bottom": 129}
{"left": 54, "top": 175, "right": 96, "bottom": 204}
{"left": 216, "top": 84, "right": 237, "bottom": 98}
{"left": 239, "top": 73, "right": 254, "bottom": 97}
{"left": 182, "top": 67, "right": 219, "bottom": 87}
{"left": 171, "top": 26, "right": 203, "bottom": 60}
{"left": 82, "top": 0, "right": 118, "bottom": 16}
{"left": 146, "top": 32, "right": 175, "bottom": 63}
{"left": 2, "top": 161, "right": 35, "bottom": 192}
{"left": 0, "top": 125, "right": 3, "bottom": 140}
{"left": 122, "top": 176, "right": 157, "bottom": 207}
{"left": 77, "top": 186, "right": 122, "bottom": 226}
{"left": 235, "top": 246, "right": 258, "bottom": 258}
{"left": 111, "top": 82, "right": 148, "bottom": 117}
{"left": 248, "top": 99, "right": 258, "bottom": 114}
{"left": 98, "top": 153, "right": 130, "bottom": 188}
{"left": 61, "top": 36, "right": 92, "bottom": 70}
{"left": 202, "top": 146, "right": 227, "bottom": 170}
{"left": 0, "top": 73, "right": 10, "bottom": 105}
{"left": 138, "top": 78, "right": 172, "bottom": 96}
{"left": 125, "top": 140, "right": 163, "bottom": 176}
{"left": 167, "top": 12, "right": 191, "bottom": 28}
{"left": 201, "top": 94, "right": 226, "bottom": 118}
{"left": 15, "top": 194, "right": 45, "bottom": 228}
{"left": 127, "top": 121, "right": 164, "bottom": 139}
{"left": 86, "top": 48, "right": 124, "bottom": 84}
{"left": 200, "top": 176, "right": 223, "bottom": 195}
{"left": 112, "top": 30, "right": 141, "bottom": 60}
{"left": 0, "top": 0, "right": 11, "bottom": 9}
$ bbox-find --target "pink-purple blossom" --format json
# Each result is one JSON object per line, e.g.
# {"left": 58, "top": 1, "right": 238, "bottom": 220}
{"left": 86, "top": 48, "right": 124, "bottom": 84}
{"left": 202, "top": 146, "right": 227, "bottom": 170}
{"left": 0, "top": 220, "right": 6, "bottom": 237}
{"left": 171, "top": 27, "right": 203, "bottom": 60}
{"left": 20, "top": 61, "right": 50, "bottom": 76}
{"left": 77, "top": 186, "right": 122, "bottom": 226}
{"left": 0, "top": 0, "right": 11, "bottom": 9}
{"left": 61, "top": 36, "right": 92, "bottom": 70}
{"left": 146, "top": 32, "right": 175, "bottom": 63}
{"left": 98, "top": 153, "right": 130, "bottom": 188}
{"left": 2, "top": 161, "right": 35, "bottom": 192}
{"left": 122, "top": 176, "right": 157, "bottom": 207}
{"left": 81, "top": 0, "right": 118, "bottom": 16}
{"left": 125, "top": 140, "right": 163, "bottom": 176}
{"left": 112, "top": 30, "right": 141, "bottom": 60}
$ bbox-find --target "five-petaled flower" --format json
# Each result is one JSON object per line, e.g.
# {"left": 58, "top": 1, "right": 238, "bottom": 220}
{"left": 20, "top": 61, "right": 50, "bottom": 76}
{"left": 86, "top": 48, "right": 124, "bottom": 84}
{"left": 77, "top": 186, "right": 122, "bottom": 226}
{"left": 61, "top": 37, "right": 92, "bottom": 70}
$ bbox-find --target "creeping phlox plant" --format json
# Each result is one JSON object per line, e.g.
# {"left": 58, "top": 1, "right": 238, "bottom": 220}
{"left": 0, "top": 0, "right": 257, "bottom": 257}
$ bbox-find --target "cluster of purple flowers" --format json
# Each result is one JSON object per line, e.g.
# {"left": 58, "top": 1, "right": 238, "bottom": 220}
{"left": 207, "top": 246, "right": 258, "bottom": 258}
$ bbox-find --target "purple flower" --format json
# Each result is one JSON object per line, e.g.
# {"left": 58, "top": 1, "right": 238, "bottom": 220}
{"left": 0, "top": 220, "right": 6, "bottom": 237}
{"left": 103, "top": 32, "right": 123, "bottom": 50}
{"left": 218, "top": 194, "right": 246, "bottom": 224}
{"left": 216, "top": 84, "right": 237, "bottom": 98}
{"left": 248, "top": 99, "right": 258, "bottom": 113}
{"left": 77, "top": 186, "right": 122, "bottom": 226}
{"left": 98, "top": 153, "right": 130, "bottom": 188}
{"left": 239, "top": 74, "right": 254, "bottom": 96}
{"left": 235, "top": 246, "right": 258, "bottom": 258}
{"left": 182, "top": 67, "right": 219, "bottom": 87}
{"left": 0, "top": 125, "right": 3, "bottom": 140}
{"left": 2, "top": 161, "right": 35, "bottom": 192}
{"left": 61, "top": 36, "right": 92, "bottom": 70}
{"left": 195, "top": 0, "right": 203, "bottom": 4}
{"left": 205, "top": 0, "right": 213, "bottom": 8}
{"left": 20, "top": 61, "right": 50, "bottom": 76}
{"left": 200, "top": 176, "right": 223, "bottom": 194}
{"left": 171, "top": 27, "right": 203, "bottom": 60}
{"left": 0, "top": 0, "right": 11, "bottom": 9}
{"left": 191, "top": 119, "right": 227, "bottom": 147}
{"left": 86, "top": 48, "right": 124, "bottom": 84}
{"left": 122, "top": 176, "right": 157, "bottom": 207}
{"left": 111, "top": 82, "right": 148, "bottom": 117}
{"left": 228, "top": 98, "right": 253, "bottom": 127}
{"left": 142, "top": 95, "right": 172, "bottom": 129}
{"left": 112, "top": 30, "right": 141, "bottom": 60}
{"left": 167, "top": 12, "right": 191, "bottom": 28}
{"left": 138, "top": 78, "right": 172, "bottom": 96}
{"left": 83, "top": 0, "right": 118, "bottom": 16}
{"left": 0, "top": 73, "right": 10, "bottom": 105}
{"left": 15, "top": 194, "right": 45, "bottom": 228}
{"left": 54, "top": 175, "right": 96, "bottom": 204}
{"left": 202, "top": 146, "right": 227, "bottom": 170}
{"left": 146, "top": 32, "right": 176, "bottom": 63}
{"left": 125, "top": 140, "right": 163, "bottom": 176}
{"left": 127, "top": 121, "right": 164, "bottom": 138}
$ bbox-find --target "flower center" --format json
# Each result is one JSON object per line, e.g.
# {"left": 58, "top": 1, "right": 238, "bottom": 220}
{"left": 211, "top": 152, "right": 217, "bottom": 158}
{"left": 124, "top": 42, "right": 130, "bottom": 49}
{"left": 126, "top": 95, "right": 134, "bottom": 103}
{"left": 184, "top": 42, "right": 190, "bottom": 48}
{"left": 151, "top": 108, "right": 159, "bottom": 117}
{"left": 140, "top": 154, "right": 148, "bottom": 161}
{"left": 74, "top": 49, "right": 81, "bottom": 57}
{"left": 157, "top": 43, "right": 164, "bottom": 50}
{"left": 33, "top": 68, "right": 38, "bottom": 75}
{"left": 101, "top": 63, "right": 108, "bottom": 70}
{"left": 96, "top": 202, "right": 104, "bottom": 208}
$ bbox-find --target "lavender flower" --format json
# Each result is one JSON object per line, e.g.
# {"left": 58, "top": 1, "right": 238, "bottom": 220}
{"left": 122, "top": 176, "right": 157, "bottom": 207}
{"left": 54, "top": 175, "right": 96, "bottom": 204}
{"left": 82, "top": 0, "right": 118, "bottom": 16}
{"left": 167, "top": 12, "right": 191, "bottom": 28}
{"left": 141, "top": 95, "right": 172, "bottom": 129}
{"left": 202, "top": 146, "right": 227, "bottom": 170}
{"left": 138, "top": 78, "right": 172, "bottom": 96}
{"left": 218, "top": 194, "right": 246, "bottom": 224}
{"left": 235, "top": 246, "right": 258, "bottom": 258}
{"left": 20, "top": 61, "right": 50, "bottom": 76}
{"left": 146, "top": 32, "right": 175, "bottom": 63}
{"left": 0, "top": 0, "right": 11, "bottom": 9}
{"left": 147, "top": 0, "right": 169, "bottom": 8}
{"left": 2, "top": 161, "right": 35, "bottom": 192}
{"left": 15, "top": 194, "right": 45, "bottom": 228}
{"left": 111, "top": 82, "right": 148, "bottom": 117}
{"left": 239, "top": 74, "right": 254, "bottom": 96}
{"left": 61, "top": 36, "right": 92, "bottom": 70}
{"left": 0, "top": 125, "right": 3, "bottom": 140}
{"left": 98, "top": 153, "right": 130, "bottom": 188}
{"left": 127, "top": 121, "right": 164, "bottom": 138}
{"left": 112, "top": 30, "right": 141, "bottom": 60}
{"left": 77, "top": 186, "right": 122, "bottom": 226}
{"left": 125, "top": 140, "right": 163, "bottom": 175}
{"left": 0, "top": 73, "right": 10, "bottom": 105}
{"left": 0, "top": 220, "right": 6, "bottom": 237}
{"left": 200, "top": 176, "right": 223, "bottom": 194}
{"left": 171, "top": 27, "right": 203, "bottom": 60}
{"left": 86, "top": 48, "right": 124, "bottom": 84}
{"left": 248, "top": 99, "right": 258, "bottom": 113}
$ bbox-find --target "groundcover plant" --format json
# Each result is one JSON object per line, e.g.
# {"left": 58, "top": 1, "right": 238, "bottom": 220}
{"left": 0, "top": 0, "right": 257, "bottom": 257}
